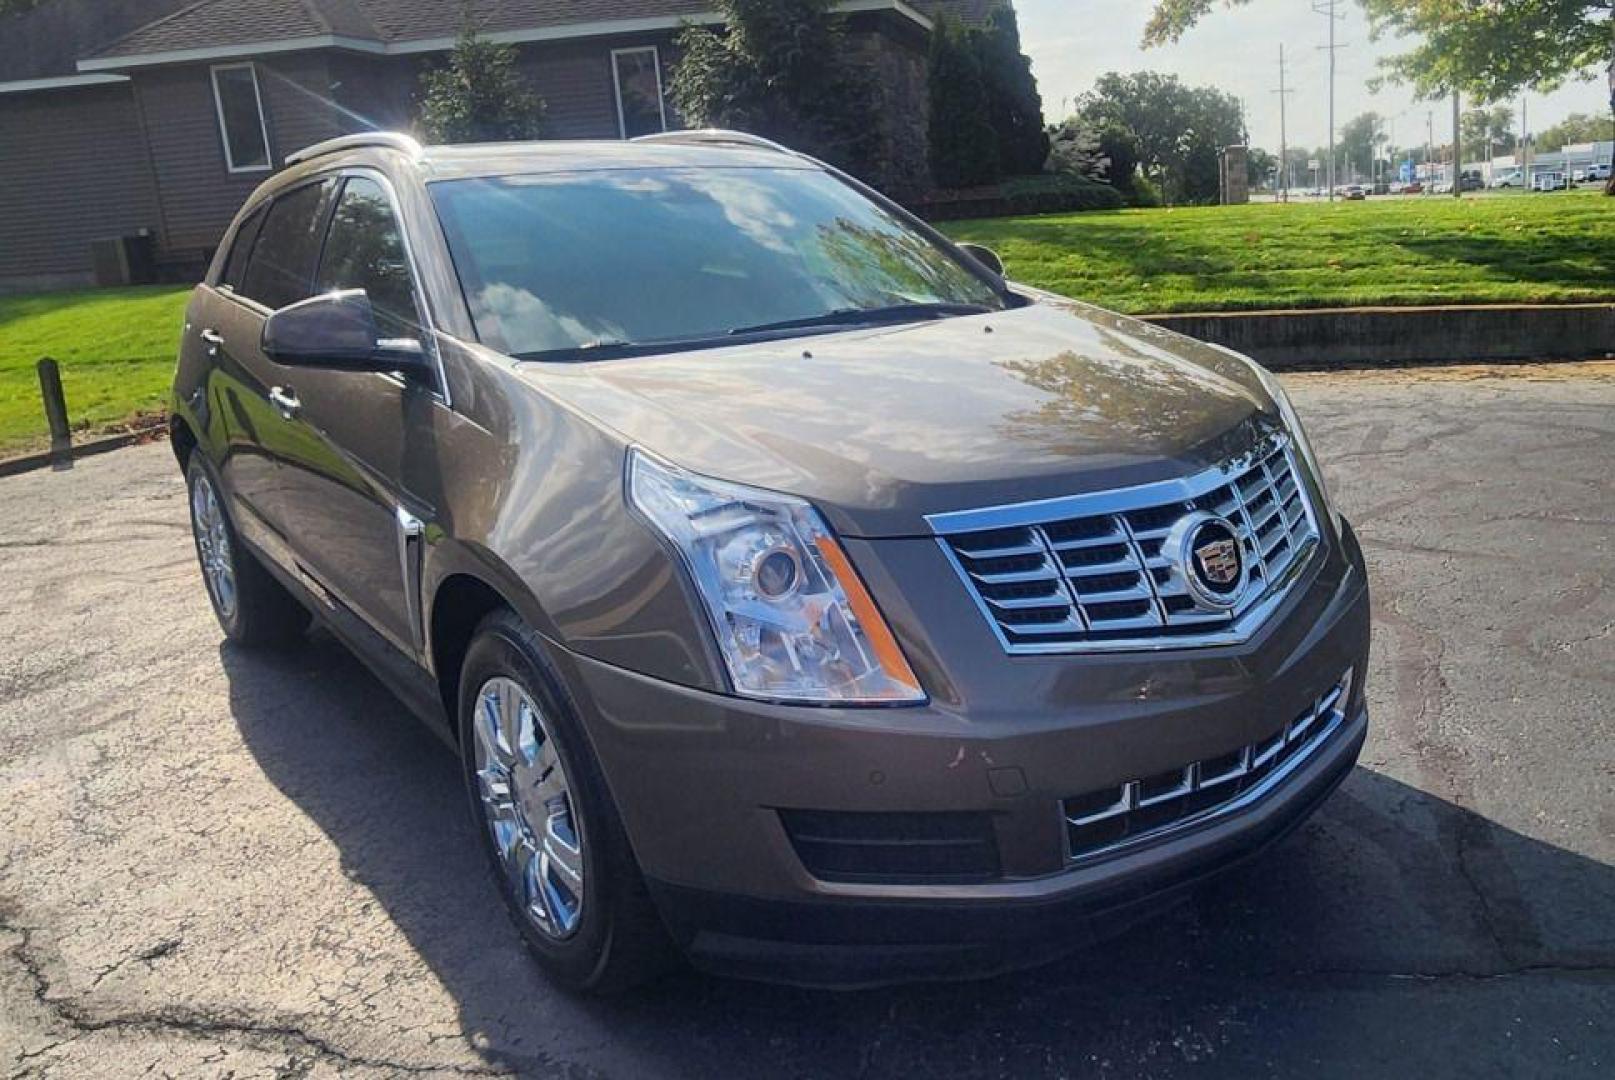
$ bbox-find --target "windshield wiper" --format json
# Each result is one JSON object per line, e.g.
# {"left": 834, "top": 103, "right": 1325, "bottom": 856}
{"left": 512, "top": 302, "right": 996, "bottom": 362}
{"left": 727, "top": 302, "right": 994, "bottom": 337}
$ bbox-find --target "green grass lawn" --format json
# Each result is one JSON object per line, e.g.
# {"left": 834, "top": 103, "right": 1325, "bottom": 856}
{"left": 0, "top": 284, "right": 189, "bottom": 453}
{"left": 1, "top": 191, "right": 1610, "bottom": 454}
{"left": 943, "top": 189, "right": 1615, "bottom": 315}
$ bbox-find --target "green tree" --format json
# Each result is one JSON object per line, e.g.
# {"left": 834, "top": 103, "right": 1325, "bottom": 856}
{"left": 973, "top": 5, "right": 1050, "bottom": 175}
{"left": 927, "top": 17, "right": 999, "bottom": 187}
{"left": 1462, "top": 105, "right": 1517, "bottom": 162}
{"left": 669, "top": 0, "right": 874, "bottom": 178}
{"left": 1074, "top": 72, "right": 1242, "bottom": 204}
{"left": 417, "top": 19, "right": 545, "bottom": 142}
{"left": 1339, "top": 111, "right": 1381, "bottom": 179}
{"left": 1246, "top": 146, "right": 1277, "bottom": 189}
{"left": 1048, "top": 117, "right": 1141, "bottom": 197}
{"left": 1534, "top": 111, "right": 1615, "bottom": 151}
{"left": 1144, "top": 0, "right": 1610, "bottom": 104}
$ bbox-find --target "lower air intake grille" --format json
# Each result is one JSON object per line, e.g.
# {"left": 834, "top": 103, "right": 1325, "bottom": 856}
{"left": 779, "top": 809, "right": 1000, "bottom": 884}
{"left": 1062, "top": 669, "right": 1353, "bottom": 862}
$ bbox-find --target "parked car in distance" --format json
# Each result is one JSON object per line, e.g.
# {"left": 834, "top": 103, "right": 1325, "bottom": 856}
{"left": 1344, "top": 185, "right": 1366, "bottom": 200}
{"left": 1588, "top": 162, "right": 1612, "bottom": 182}
{"left": 1570, "top": 168, "right": 1587, "bottom": 184}
{"left": 1489, "top": 171, "right": 1522, "bottom": 189}
{"left": 172, "top": 130, "right": 1370, "bottom": 993}
{"left": 1402, "top": 180, "right": 1424, "bottom": 194}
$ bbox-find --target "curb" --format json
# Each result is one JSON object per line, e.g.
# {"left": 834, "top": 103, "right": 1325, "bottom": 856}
{"left": 1139, "top": 302, "right": 1615, "bottom": 370}
{"left": 0, "top": 424, "right": 168, "bottom": 479}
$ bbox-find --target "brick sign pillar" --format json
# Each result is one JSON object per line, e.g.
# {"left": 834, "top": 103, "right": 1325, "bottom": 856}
{"left": 1220, "top": 144, "right": 1250, "bottom": 204}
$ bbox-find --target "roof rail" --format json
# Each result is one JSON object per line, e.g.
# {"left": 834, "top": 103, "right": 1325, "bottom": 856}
{"left": 285, "top": 132, "right": 424, "bottom": 166}
{"left": 631, "top": 129, "right": 796, "bottom": 156}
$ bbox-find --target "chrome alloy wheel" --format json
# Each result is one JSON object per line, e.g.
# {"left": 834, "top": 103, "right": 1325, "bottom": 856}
{"left": 473, "top": 676, "right": 586, "bottom": 939}
{"left": 189, "top": 470, "right": 237, "bottom": 621}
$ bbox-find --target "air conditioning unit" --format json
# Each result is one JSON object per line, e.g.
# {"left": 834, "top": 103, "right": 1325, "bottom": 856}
{"left": 90, "top": 229, "right": 157, "bottom": 286}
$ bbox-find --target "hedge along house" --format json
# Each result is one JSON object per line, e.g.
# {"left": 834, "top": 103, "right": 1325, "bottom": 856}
{"left": 0, "top": 0, "right": 997, "bottom": 292}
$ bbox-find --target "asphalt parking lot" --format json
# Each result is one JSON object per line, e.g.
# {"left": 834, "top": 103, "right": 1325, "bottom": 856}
{"left": 3, "top": 362, "right": 1612, "bottom": 1078}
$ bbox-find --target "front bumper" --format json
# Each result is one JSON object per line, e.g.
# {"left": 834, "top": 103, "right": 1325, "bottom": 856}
{"left": 554, "top": 520, "right": 1371, "bottom": 985}
{"left": 653, "top": 704, "right": 1363, "bottom": 986}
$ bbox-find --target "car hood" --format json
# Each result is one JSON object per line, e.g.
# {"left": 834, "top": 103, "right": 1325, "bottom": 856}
{"left": 517, "top": 298, "right": 1280, "bottom": 538}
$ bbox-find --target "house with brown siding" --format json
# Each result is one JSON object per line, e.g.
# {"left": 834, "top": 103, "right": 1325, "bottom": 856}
{"left": 0, "top": 0, "right": 997, "bottom": 291}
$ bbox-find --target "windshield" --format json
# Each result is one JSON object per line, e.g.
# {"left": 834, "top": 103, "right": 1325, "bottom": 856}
{"left": 429, "top": 166, "right": 1006, "bottom": 359}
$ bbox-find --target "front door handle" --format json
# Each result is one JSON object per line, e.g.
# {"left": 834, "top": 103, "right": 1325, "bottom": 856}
{"left": 200, "top": 328, "right": 224, "bottom": 354}
{"left": 268, "top": 385, "right": 300, "bottom": 420}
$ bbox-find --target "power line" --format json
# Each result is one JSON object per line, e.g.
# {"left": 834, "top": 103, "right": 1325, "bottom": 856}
{"left": 1312, "top": 0, "right": 1348, "bottom": 201}
{"left": 1273, "top": 44, "right": 1296, "bottom": 201}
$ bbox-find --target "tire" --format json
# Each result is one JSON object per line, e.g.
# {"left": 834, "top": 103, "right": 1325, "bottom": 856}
{"left": 457, "top": 609, "right": 677, "bottom": 993}
{"left": 185, "top": 454, "right": 309, "bottom": 648}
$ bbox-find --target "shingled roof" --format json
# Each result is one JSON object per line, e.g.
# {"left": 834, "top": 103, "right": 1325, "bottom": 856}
{"left": 0, "top": 0, "right": 191, "bottom": 83}
{"left": 0, "top": 0, "right": 1006, "bottom": 84}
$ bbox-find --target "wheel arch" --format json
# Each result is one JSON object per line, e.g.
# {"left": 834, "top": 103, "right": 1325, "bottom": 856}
{"left": 169, "top": 413, "right": 199, "bottom": 470}
{"left": 425, "top": 547, "right": 561, "bottom": 741}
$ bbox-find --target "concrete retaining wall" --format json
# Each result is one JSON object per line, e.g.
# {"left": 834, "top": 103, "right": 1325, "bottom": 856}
{"left": 1141, "top": 303, "right": 1615, "bottom": 370}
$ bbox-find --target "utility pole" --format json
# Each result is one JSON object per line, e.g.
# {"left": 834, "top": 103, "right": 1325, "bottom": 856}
{"left": 1452, "top": 88, "right": 1462, "bottom": 197}
{"left": 1273, "top": 44, "right": 1295, "bottom": 202}
{"left": 1426, "top": 110, "right": 1434, "bottom": 183}
{"left": 1313, "top": 0, "right": 1348, "bottom": 201}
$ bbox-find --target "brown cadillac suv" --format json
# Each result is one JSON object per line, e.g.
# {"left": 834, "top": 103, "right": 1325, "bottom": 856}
{"left": 172, "top": 130, "right": 1369, "bottom": 991}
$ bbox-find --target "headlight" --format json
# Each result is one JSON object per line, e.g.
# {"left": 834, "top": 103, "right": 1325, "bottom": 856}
{"left": 627, "top": 449, "right": 924, "bottom": 705}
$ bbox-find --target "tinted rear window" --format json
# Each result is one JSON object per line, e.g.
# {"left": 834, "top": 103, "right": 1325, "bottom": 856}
{"left": 240, "top": 178, "right": 336, "bottom": 310}
{"left": 220, "top": 205, "right": 266, "bottom": 291}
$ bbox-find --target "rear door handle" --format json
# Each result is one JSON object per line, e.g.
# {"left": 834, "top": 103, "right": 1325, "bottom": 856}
{"left": 268, "top": 386, "right": 300, "bottom": 420}
{"left": 200, "top": 328, "right": 224, "bottom": 353}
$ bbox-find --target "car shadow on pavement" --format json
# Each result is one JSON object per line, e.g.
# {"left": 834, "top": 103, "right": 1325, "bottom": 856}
{"left": 221, "top": 635, "right": 1615, "bottom": 1079}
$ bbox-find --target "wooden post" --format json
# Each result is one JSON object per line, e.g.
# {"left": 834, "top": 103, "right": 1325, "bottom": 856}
{"left": 37, "top": 357, "right": 72, "bottom": 469}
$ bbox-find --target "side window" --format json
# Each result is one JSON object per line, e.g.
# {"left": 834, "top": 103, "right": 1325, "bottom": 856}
{"left": 316, "top": 176, "right": 423, "bottom": 337}
{"left": 220, "top": 205, "right": 266, "bottom": 291}
{"left": 611, "top": 47, "right": 666, "bottom": 139}
{"left": 239, "top": 178, "right": 336, "bottom": 310}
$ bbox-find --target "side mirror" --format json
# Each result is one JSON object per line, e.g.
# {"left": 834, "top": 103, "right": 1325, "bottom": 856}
{"left": 956, "top": 242, "right": 1004, "bottom": 277}
{"left": 261, "top": 289, "right": 428, "bottom": 373}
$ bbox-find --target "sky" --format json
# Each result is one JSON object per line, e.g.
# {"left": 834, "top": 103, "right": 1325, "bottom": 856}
{"left": 1014, "top": 0, "right": 1611, "bottom": 153}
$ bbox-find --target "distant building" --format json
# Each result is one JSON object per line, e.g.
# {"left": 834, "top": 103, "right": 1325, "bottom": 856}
{"left": 1527, "top": 140, "right": 1614, "bottom": 176}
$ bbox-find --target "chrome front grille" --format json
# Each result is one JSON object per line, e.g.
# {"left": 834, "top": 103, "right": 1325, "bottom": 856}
{"left": 1062, "top": 669, "right": 1354, "bottom": 862}
{"left": 930, "top": 436, "right": 1320, "bottom": 653}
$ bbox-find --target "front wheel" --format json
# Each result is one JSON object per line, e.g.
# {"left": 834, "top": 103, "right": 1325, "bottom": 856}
{"left": 458, "top": 610, "right": 676, "bottom": 993}
{"left": 185, "top": 455, "right": 309, "bottom": 648}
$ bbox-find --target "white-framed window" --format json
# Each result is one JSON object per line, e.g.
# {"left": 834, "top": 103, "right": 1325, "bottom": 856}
{"left": 611, "top": 46, "right": 667, "bottom": 140}
{"left": 210, "top": 62, "right": 272, "bottom": 173}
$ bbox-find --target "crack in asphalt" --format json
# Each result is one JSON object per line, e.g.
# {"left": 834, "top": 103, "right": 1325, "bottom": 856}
{"left": 1, "top": 913, "right": 513, "bottom": 1078}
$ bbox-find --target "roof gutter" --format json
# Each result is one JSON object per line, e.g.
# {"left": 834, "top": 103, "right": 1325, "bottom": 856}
{"left": 0, "top": 72, "right": 129, "bottom": 94}
{"left": 77, "top": 34, "right": 387, "bottom": 73}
